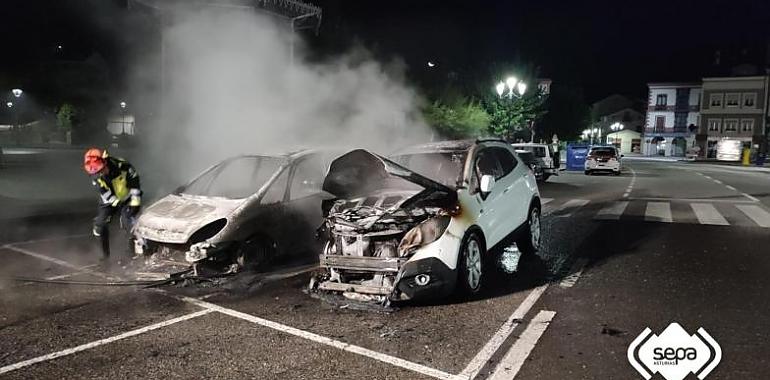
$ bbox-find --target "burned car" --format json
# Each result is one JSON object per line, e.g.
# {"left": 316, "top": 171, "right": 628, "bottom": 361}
{"left": 311, "top": 139, "right": 542, "bottom": 303}
{"left": 134, "top": 150, "right": 337, "bottom": 276}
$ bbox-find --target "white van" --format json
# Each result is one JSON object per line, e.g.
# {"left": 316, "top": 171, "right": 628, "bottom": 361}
{"left": 511, "top": 143, "right": 559, "bottom": 181}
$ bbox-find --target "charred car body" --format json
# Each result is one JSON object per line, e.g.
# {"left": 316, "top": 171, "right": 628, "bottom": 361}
{"left": 311, "top": 140, "right": 542, "bottom": 303}
{"left": 133, "top": 150, "right": 337, "bottom": 276}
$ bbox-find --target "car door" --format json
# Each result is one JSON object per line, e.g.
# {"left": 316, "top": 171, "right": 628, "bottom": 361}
{"left": 470, "top": 147, "right": 507, "bottom": 247}
{"left": 283, "top": 154, "right": 335, "bottom": 256}
{"left": 491, "top": 146, "right": 531, "bottom": 233}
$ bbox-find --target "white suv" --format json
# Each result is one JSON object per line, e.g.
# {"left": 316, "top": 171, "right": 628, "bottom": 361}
{"left": 310, "top": 139, "right": 542, "bottom": 303}
{"left": 584, "top": 146, "right": 622, "bottom": 175}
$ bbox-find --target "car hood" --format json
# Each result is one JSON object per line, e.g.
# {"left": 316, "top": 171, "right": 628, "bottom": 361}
{"left": 322, "top": 149, "right": 457, "bottom": 209}
{"left": 135, "top": 194, "right": 244, "bottom": 244}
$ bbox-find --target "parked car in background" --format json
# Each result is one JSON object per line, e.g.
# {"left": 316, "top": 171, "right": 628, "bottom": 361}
{"left": 511, "top": 142, "right": 558, "bottom": 181}
{"left": 584, "top": 146, "right": 622, "bottom": 175}
{"left": 310, "top": 139, "right": 542, "bottom": 304}
{"left": 134, "top": 149, "right": 339, "bottom": 278}
{"left": 515, "top": 149, "right": 544, "bottom": 182}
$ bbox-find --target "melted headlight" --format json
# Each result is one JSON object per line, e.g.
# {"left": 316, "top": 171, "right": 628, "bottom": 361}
{"left": 398, "top": 215, "right": 451, "bottom": 257}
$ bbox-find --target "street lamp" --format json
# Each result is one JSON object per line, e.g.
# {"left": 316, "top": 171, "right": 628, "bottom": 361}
{"left": 495, "top": 82, "right": 506, "bottom": 97}
{"left": 119, "top": 101, "right": 127, "bottom": 134}
{"left": 495, "top": 77, "right": 527, "bottom": 99}
{"left": 517, "top": 82, "right": 527, "bottom": 96}
{"left": 6, "top": 102, "right": 11, "bottom": 108}
{"left": 610, "top": 122, "right": 624, "bottom": 132}
{"left": 12, "top": 88, "right": 23, "bottom": 98}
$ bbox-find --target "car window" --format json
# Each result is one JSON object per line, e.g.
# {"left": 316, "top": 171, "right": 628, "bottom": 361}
{"left": 390, "top": 152, "right": 466, "bottom": 188}
{"left": 514, "top": 145, "right": 547, "bottom": 157}
{"left": 261, "top": 168, "right": 289, "bottom": 204}
{"left": 589, "top": 147, "right": 617, "bottom": 157}
{"left": 289, "top": 157, "right": 326, "bottom": 200}
{"left": 474, "top": 148, "right": 503, "bottom": 184}
{"left": 491, "top": 147, "right": 517, "bottom": 177}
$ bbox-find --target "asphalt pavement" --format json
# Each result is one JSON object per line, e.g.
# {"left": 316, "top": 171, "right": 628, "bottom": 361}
{"left": 0, "top": 160, "right": 768, "bottom": 379}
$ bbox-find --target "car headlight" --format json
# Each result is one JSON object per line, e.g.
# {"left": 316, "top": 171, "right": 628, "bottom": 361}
{"left": 398, "top": 216, "right": 451, "bottom": 257}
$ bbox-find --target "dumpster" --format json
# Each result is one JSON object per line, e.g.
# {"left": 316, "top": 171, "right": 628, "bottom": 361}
{"left": 566, "top": 143, "right": 591, "bottom": 171}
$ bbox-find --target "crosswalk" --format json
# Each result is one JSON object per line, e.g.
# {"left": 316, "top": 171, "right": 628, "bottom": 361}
{"left": 540, "top": 197, "right": 770, "bottom": 228}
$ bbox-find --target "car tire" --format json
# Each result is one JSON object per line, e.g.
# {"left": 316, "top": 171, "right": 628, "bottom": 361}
{"left": 614, "top": 170, "right": 621, "bottom": 176}
{"left": 584, "top": 170, "right": 590, "bottom": 175}
{"left": 457, "top": 231, "right": 484, "bottom": 295}
{"left": 235, "top": 235, "right": 274, "bottom": 271}
{"left": 516, "top": 203, "right": 542, "bottom": 257}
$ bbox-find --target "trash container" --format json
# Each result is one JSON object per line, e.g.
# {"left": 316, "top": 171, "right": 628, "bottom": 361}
{"left": 566, "top": 143, "right": 590, "bottom": 171}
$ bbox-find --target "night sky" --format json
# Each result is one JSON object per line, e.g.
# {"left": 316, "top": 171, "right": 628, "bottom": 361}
{"left": 2, "top": 0, "right": 770, "bottom": 103}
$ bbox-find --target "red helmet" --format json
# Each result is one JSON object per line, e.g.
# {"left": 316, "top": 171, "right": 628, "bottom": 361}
{"left": 84, "top": 148, "right": 106, "bottom": 175}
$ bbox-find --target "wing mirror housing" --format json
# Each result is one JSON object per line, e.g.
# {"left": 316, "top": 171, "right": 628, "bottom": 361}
{"left": 480, "top": 175, "right": 496, "bottom": 194}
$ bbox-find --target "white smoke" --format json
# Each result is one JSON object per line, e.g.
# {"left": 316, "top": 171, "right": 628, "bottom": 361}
{"left": 135, "top": 7, "right": 431, "bottom": 194}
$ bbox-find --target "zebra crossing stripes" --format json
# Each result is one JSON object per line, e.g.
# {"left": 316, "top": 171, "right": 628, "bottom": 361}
{"left": 736, "top": 205, "right": 770, "bottom": 228}
{"left": 595, "top": 201, "right": 628, "bottom": 220}
{"left": 690, "top": 203, "right": 729, "bottom": 226}
{"left": 645, "top": 202, "right": 673, "bottom": 223}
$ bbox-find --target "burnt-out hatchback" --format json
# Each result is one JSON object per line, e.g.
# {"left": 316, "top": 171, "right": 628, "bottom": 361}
{"left": 310, "top": 139, "right": 542, "bottom": 304}
{"left": 133, "top": 150, "right": 339, "bottom": 278}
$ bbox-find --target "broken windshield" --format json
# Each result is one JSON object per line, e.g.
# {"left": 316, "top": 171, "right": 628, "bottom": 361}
{"left": 390, "top": 152, "right": 466, "bottom": 188}
{"left": 181, "top": 156, "right": 285, "bottom": 199}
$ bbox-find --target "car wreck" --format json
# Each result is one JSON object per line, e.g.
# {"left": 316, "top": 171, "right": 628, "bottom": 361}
{"left": 310, "top": 140, "right": 543, "bottom": 304}
{"left": 133, "top": 150, "right": 336, "bottom": 278}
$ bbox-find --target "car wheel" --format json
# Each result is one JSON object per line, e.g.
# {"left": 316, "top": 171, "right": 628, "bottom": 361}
{"left": 235, "top": 236, "right": 274, "bottom": 271}
{"left": 516, "top": 204, "right": 541, "bottom": 257}
{"left": 584, "top": 170, "right": 590, "bottom": 175}
{"left": 614, "top": 170, "right": 621, "bottom": 176}
{"left": 457, "top": 232, "right": 484, "bottom": 294}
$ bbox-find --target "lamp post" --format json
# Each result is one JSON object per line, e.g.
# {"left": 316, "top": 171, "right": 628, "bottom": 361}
{"left": 495, "top": 77, "right": 528, "bottom": 140}
{"left": 9, "top": 89, "right": 22, "bottom": 144}
{"left": 120, "top": 101, "right": 127, "bottom": 134}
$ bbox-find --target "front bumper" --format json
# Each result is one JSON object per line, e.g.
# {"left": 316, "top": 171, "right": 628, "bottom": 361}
{"left": 316, "top": 255, "right": 456, "bottom": 302}
{"left": 585, "top": 161, "right": 620, "bottom": 171}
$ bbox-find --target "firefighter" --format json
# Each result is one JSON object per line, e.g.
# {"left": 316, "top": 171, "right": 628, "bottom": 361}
{"left": 83, "top": 148, "right": 142, "bottom": 263}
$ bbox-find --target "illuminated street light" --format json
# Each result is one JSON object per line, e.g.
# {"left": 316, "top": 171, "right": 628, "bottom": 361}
{"left": 119, "top": 101, "right": 128, "bottom": 134}
{"left": 517, "top": 82, "right": 527, "bottom": 96}
{"left": 120, "top": 101, "right": 127, "bottom": 109}
{"left": 505, "top": 76, "right": 518, "bottom": 91}
{"left": 6, "top": 102, "right": 12, "bottom": 108}
{"left": 610, "top": 122, "right": 624, "bottom": 131}
{"left": 427, "top": 61, "right": 436, "bottom": 68}
{"left": 496, "top": 82, "right": 506, "bottom": 97}
{"left": 12, "top": 88, "right": 22, "bottom": 98}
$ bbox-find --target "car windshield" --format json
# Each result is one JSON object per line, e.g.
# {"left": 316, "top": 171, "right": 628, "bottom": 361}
{"left": 181, "top": 156, "right": 285, "bottom": 199}
{"left": 390, "top": 152, "right": 467, "bottom": 188}
{"left": 515, "top": 145, "right": 547, "bottom": 157}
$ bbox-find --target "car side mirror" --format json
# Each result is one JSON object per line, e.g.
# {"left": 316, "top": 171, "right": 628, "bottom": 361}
{"left": 480, "top": 175, "right": 495, "bottom": 194}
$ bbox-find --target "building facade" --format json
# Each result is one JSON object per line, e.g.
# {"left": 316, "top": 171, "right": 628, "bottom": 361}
{"left": 643, "top": 83, "right": 702, "bottom": 156}
{"left": 698, "top": 76, "right": 769, "bottom": 158}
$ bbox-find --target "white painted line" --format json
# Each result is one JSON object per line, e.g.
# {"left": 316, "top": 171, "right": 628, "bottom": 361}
{"left": 713, "top": 179, "right": 723, "bottom": 184}
{"left": 556, "top": 199, "right": 590, "bottom": 217}
{"left": 645, "top": 202, "right": 672, "bottom": 223}
{"left": 741, "top": 192, "right": 760, "bottom": 202}
{"left": 690, "top": 203, "right": 729, "bottom": 226}
{"left": 2, "top": 245, "right": 117, "bottom": 281}
{"left": 180, "top": 297, "right": 461, "bottom": 380}
{"left": 725, "top": 185, "right": 736, "bottom": 191}
{"left": 488, "top": 310, "right": 556, "bottom": 380}
{"left": 629, "top": 197, "right": 756, "bottom": 204}
{"left": 595, "top": 201, "right": 629, "bottom": 220}
{"left": 4, "top": 234, "right": 91, "bottom": 247}
{"left": 622, "top": 192, "right": 630, "bottom": 198}
{"left": 460, "top": 284, "right": 549, "bottom": 379}
{"left": 559, "top": 258, "right": 588, "bottom": 288}
{"left": 0, "top": 310, "right": 213, "bottom": 375}
{"left": 541, "top": 198, "right": 553, "bottom": 205}
{"left": 736, "top": 205, "right": 770, "bottom": 228}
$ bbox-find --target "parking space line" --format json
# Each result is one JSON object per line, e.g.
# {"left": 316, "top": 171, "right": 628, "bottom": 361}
{"left": 559, "top": 259, "right": 588, "bottom": 288}
{"left": 622, "top": 167, "right": 637, "bottom": 198}
{"left": 459, "top": 284, "right": 549, "bottom": 379}
{"left": 541, "top": 198, "right": 553, "bottom": 205}
{"left": 179, "top": 296, "right": 462, "bottom": 380}
{"left": 0, "top": 310, "right": 213, "bottom": 375}
{"left": 487, "top": 310, "right": 556, "bottom": 380}
{"left": 741, "top": 192, "right": 760, "bottom": 202}
{"left": 3, "top": 234, "right": 91, "bottom": 247}
{"left": 725, "top": 185, "right": 736, "bottom": 191}
{"left": 2, "top": 245, "right": 117, "bottom": 281}
{"left": 555, "top": 199, "right": 590, "bottom": 217}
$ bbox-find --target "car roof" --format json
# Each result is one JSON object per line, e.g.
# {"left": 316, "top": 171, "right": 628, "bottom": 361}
{"left": 393, "top": 138, "right": 509, "bottom": 155}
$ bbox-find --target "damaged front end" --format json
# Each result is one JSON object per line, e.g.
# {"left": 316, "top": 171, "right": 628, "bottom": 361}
{"left": 310, "top": 149, "right": 460, "bottom": 304}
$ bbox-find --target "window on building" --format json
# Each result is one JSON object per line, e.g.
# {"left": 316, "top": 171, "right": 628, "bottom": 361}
{"left": 725, "top": 93, "right": 740, "bottom": 108}
{"left": 707, "top": 119, "right": 721, "bottom": 132}
{"left": 724, "top": 119, "right": 738, "bottom": 132}
{"left": 740, "top": 119, "right": 754, "bottom": 132}
{"left": 655, "top": 116, "right": 665, "bottom": 132}
{"left": 709, "top": 94, "right": 723, "bottom": 108}
{"left": 742, "top": 93, "right": 756, "bottom": 108}
{"left": 656, "top": 94, "right": 667, "bottom": 106}
{"left": 674, "top": 113, "right": 688, "bottom": 129}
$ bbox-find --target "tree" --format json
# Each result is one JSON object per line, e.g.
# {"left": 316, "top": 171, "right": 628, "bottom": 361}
{"left": 484, "top": 88, "right": 548, "bottom": 141}
{"left": 423, "top": 98, "right": 490, "bottom": 139}
{"left": 56, "top": 103, "right": 77, "bottom": 132}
